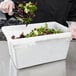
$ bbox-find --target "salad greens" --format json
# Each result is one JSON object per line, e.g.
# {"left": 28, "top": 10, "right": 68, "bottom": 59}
{"left": 14, "top": 1, "right": 37, "bottom": 25}
{"left": 11, "top": 23, "right": 63, "bottom": 39}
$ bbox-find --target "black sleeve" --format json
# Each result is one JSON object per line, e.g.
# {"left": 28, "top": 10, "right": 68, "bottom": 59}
{"left": 12, "top": 0, "right": 23, "bottom": 3}
{"left": 67, "top": 0, "right": 76, "bottom": 21}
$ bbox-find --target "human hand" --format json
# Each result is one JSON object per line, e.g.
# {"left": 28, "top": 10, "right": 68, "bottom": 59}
{"left": 0, "top": 0, "right": 15, "bottom": 15}
{"left": 69, "top": 22, "right": 76, "bottom": 39}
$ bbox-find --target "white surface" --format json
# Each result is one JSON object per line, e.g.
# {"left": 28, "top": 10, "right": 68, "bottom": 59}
{"left": 0, "top": 41, "right": 76, "bottom": 76}
{"left": 9, "top": 59, "right": 66, "bottom": 76}
{"left": 0, "top": 41, "right": 66, "bottom": 76}
{"left": 2, "top": 22, "right": 72, "bottom": 69}
{"left": 0, "top": 41, "right": 9, "bottom": 76}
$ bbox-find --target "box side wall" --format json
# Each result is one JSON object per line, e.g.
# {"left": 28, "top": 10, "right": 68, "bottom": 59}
{"left": 8, "top": 41, "right": 18, "bottom": 67}
{"left": 13, "top": 38, "right": 70, "bottom": 69}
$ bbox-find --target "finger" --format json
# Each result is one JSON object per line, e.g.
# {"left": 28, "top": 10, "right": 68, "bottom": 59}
{"left": 0, "top": 2, "right": 8, "bottom": 13}
{"left": 73, "top": 28, "right": 76, "bottom": 32}
{"left": 71, "top": 31, "right": 76, "bottom": 38}
{"left": 72, "top": 34, "right": 76, "bottom": 39}
{"left": 12, "top": 3, "right": 15, "bottom": 9}
{"left": 70, "top": 25, "right": 76, "bottom": 32}
{"left": 8, "top": 4, "right": 14, "bottom": 15}
{"left": 0, "top": 2, "right": 4, "bottom": 11}
{"left": 3, "top": 5, "right": 9, "bottom": 13}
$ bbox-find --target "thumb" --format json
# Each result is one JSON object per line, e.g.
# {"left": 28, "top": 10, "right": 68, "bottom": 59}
{"left": 8, "top": 4, "right": 14, "bottom": 15}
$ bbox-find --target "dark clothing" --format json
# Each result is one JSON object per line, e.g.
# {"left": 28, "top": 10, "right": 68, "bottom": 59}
{"left": 13, "top": 0, "right": 76, "bottom": 26}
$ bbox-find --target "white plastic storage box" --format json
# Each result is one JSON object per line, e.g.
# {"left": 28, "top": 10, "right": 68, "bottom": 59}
{"left": 2, "top": 22, "right": 71, "bottom": 69}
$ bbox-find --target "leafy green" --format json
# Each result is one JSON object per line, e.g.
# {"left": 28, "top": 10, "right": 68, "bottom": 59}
{"left": 14, "top": 1, "right": 37, "bottom": 25}
{"left": 25, "top": 23, "right": 63, "bottom": 38}
{"left": 24, "top": 2, "right": 37, "bottom": 14}
{"left": 11, "top": 23, "right": 63, "bottom": 39}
